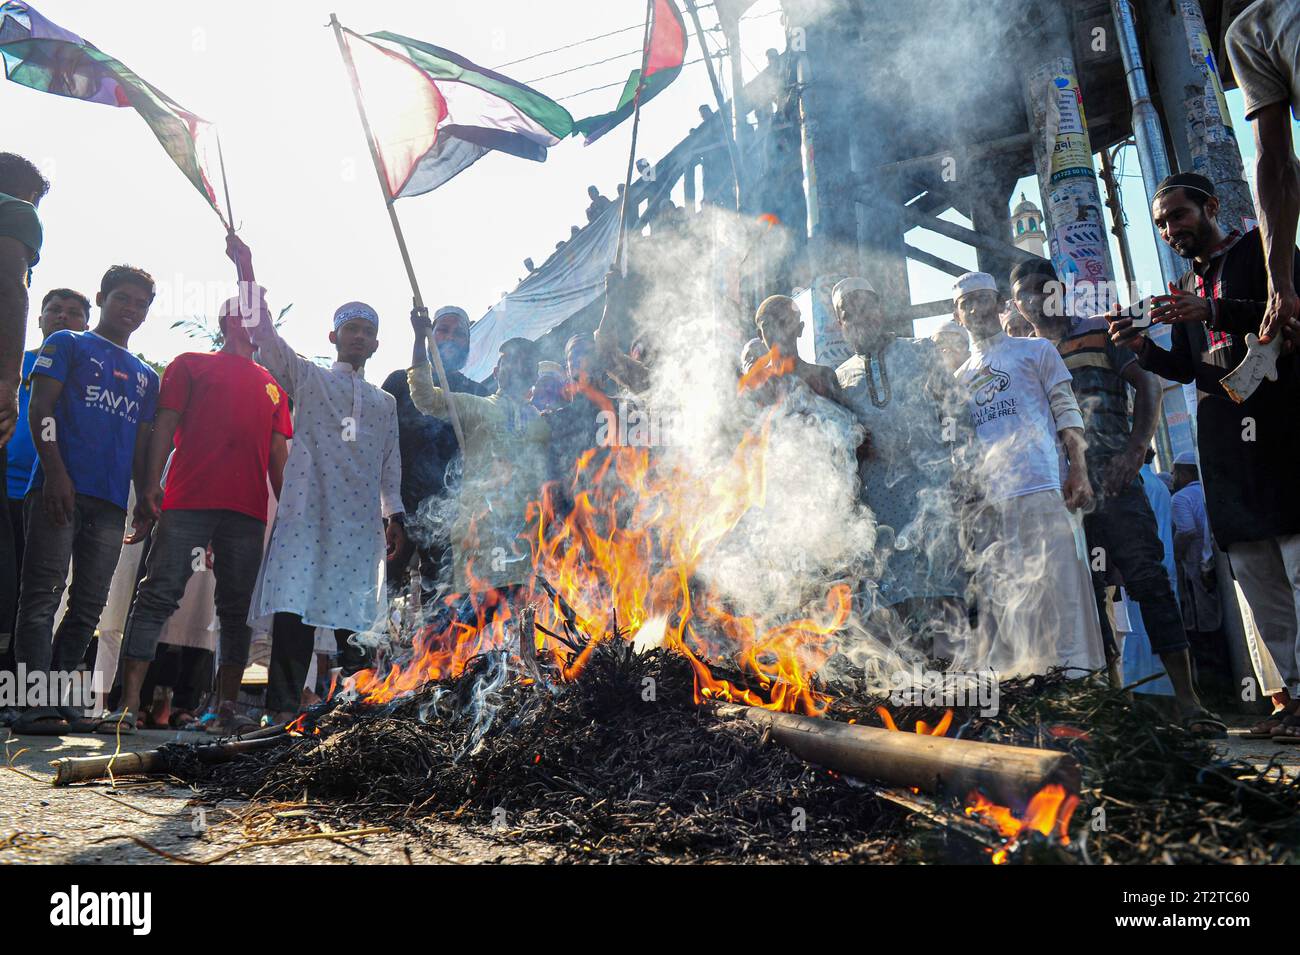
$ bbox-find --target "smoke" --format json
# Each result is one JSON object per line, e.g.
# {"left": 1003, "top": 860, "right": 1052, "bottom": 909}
{"left": 340, "top": 0, "right": 1111, "bottom": 719}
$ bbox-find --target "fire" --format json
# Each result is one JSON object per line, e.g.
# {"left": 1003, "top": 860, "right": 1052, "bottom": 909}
{"left": 965, "top": 784, "right": 1079, "bottom": 864}
{"left": 347, "top": 377, "right": 847, "bottom": 715}
{"left": 875, "top": 706, "right": 954, "bottom": 736}
{"left": 876, "top": 706, "right": 1076, "bottom": 861}
{"left": 737, "top": 345, "right": 797, "bottom": 394}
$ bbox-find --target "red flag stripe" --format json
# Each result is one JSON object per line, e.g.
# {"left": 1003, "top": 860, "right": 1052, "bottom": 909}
{"left": 644, "top": 0, "right": 686, "bottom": 79}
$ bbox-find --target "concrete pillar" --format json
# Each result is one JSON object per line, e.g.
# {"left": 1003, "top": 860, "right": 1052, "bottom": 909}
{"left": 785, "top": 0, "right": 860, "bottom": 282}
{"left": 1021, "top": 0, "right": 1117, "bottom": 318}
{"left": 850, "top": 118, "right": 911, "bottom": 327}
{"left": 969, "top": 165, "right": 1022, "bottom": 292}
{"left": 1140, "top": 0, "right": 1255, "bottom": 231}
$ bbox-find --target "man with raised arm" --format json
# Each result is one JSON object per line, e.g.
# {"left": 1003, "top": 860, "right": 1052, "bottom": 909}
{"left": 226, "top": 235, "right": 404, "bottom": 723}
{"left": 406, "top": 310, "right": 549, "bottom": 602}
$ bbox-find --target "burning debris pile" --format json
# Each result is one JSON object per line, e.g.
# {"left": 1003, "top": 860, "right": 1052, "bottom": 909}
{"left": 160, "top": 647, "right": 1300, "bottom": 865}
{"left": 166, "top": 647, "right": 903, "bottom": 864}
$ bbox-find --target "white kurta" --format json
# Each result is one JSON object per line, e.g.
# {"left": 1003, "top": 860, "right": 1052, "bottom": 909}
{"left": 249, "top": 328, "right": 402, "bottom": 633}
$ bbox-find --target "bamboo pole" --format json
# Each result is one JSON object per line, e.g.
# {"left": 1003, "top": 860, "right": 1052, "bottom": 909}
{"left": 709, "top": 703, "right": 1080, "bottom": 807}
{"left": 682, "top": 0, "right": 743, "bottom": 211}
{"left": 329, "top": 14, "right": 466, "bottom": 452}
{"left": 50, "top": 732, "right": 287, "bottom": 787}
{"left": 614, "top": 0, "right": 657, "bottom": 274}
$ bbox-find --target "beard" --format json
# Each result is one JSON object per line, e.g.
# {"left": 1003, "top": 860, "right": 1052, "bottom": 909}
{"left": 437, "top": 339, "right": 469, "bottom": 373}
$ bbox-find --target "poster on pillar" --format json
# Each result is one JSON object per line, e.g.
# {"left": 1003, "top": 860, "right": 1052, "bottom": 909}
{"left": 1046, "top": 71, "right": 1092, "bottom": 183}
{"left": 1056, "top": 219, "right": 1110, "bottom": 316}
{"left": 1179, "top": 0, "right": 1236, "bottom": 146}
{"left": 1040, "top": 69, "right": 1113, "bottom": 318}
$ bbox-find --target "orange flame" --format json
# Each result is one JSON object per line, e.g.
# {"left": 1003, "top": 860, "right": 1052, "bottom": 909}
{"left": 347, "top": 403, "right": 846, "bottom": 715}
{"left": 876, "top": 705, "right": 954, "bottom": 737}
{"left": 965, "top": 784, "right": 1079, "bottom": 864}
{"left": 738, "top": 345, "right": 797, "bottom": 394}
{"left": 878, "top": 706, "right": 1075, "bottom": 861}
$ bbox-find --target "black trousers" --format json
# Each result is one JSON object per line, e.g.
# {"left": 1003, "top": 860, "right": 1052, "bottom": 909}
{"left": 266, "top": 612, "right": 365, "bottom": 714}
{"left": 141, "top": 645, "right": 215, "bottom": 715}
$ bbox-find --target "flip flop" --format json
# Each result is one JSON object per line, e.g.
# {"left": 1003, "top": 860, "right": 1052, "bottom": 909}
{"left": 56, "top": 706, "right": 98, "bottom": 734}
{"left": 1182, "top": 710, "right": 1228, "bottom": 740}
{"left": 11, "top": 707, "right": 70, "bottom": 736}
{"left": 93, "top": 710, "right": 137, "bottom": 736}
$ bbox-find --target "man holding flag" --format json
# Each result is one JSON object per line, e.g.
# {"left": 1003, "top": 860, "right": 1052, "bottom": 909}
{"left": 226, "top": 235, "right": 406, "bottom": 723}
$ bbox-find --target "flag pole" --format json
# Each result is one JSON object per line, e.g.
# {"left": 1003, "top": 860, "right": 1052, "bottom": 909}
{"left": 216, "top": 131, "right": 236, "bottom": 231}
{"left": 329, "top": 13, "right": 465, "bottom": 453}
{"left": 614, "top": 0, "right": 657, "bottom": 275}
{"left": 682, "top": 0, "right": 742, "bottom": 212}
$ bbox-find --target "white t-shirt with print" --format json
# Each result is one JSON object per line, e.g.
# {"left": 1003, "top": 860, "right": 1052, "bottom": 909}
{"left": 956, "top": 332, "right": 1072, "bottom": 501}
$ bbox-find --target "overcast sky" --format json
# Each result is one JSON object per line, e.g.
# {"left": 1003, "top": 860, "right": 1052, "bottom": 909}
{"left": 4, "top": 1, "right": 1276, "bottom": 372}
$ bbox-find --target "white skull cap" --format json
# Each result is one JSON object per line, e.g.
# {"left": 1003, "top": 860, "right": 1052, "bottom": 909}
{"left": 952, "top": 271, "right": 998, "bottom": 302}
{"left": 831, "top": 276, "right": 876, "bottom": 312}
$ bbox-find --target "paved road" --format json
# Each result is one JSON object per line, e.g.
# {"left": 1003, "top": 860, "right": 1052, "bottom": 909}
{"left": 0, "top": 728, "right": 546, "bottom": 865}
{"left": 3, "top": 724, "right": 1295, "bottom": 864}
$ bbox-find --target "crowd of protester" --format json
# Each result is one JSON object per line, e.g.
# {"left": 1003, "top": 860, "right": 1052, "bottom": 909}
{"left": 0, "top": 0, "right": 1299, "bottom": 742}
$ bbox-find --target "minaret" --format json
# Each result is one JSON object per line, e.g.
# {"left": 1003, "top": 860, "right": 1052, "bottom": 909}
{"left": 1011, "top": 192, "right": 1046, "bottom": 256}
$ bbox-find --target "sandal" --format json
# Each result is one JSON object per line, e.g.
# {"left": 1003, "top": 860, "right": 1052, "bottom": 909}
{"left": 92, "top": 710, "right": 137, "bottom": 736}
{"left": 1271, "top": 713, "right": 1300, "bottom": 743}
{"left": 1242, "top": 709, "right": 1290, "bottom": 739}
{"left": 1181, "top": 709, "right": 1228, "bottom": 739}
{"left": 12, "top": 707, "right": 70, "bottom": 736}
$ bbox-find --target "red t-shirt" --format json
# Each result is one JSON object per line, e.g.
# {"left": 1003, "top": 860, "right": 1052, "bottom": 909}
{"left": 159, "top": 352, "right": 293, "bottom": 520}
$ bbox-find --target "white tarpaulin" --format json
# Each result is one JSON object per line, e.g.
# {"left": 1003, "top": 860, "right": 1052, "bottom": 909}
{"left": 464, "top": 137, "right": 694, "bottom": 382}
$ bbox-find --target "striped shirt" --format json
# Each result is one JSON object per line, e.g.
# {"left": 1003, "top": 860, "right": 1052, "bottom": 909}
{"left": 1052, "top": 316, "right": 1135, "bottom": 467}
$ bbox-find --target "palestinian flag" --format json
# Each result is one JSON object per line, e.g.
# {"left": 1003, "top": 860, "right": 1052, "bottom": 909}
{"left": 346, "top": 29, "right": 574, "bottom": 199}
{"left": 0, "top": 1, "right": 222, "bottom": 220}
{"left": 573, "top": 0, "right": 687, "bottom": 145}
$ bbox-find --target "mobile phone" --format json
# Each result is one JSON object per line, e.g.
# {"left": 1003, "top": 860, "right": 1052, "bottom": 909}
{"left": 1117, "top": 298, "right": 1154, "bottom": 328}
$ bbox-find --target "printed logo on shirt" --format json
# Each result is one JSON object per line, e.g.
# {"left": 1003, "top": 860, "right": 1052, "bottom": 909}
{"left": 113, "top": 369, "right": 129, "bottom": 381}
{"left": 33, "top": 355, "right": 52, "bottom": 369}
{"left": 83, "top": 383, "right": 140, "bottom": 420}
{"left": 972, "top": 396, "right": 1018, "bottom": 427}
{"left": 266, "top": 382, "right": 281, "bottom": 405}
{"left": 969, "top": 365, "right": 1011, "bottom": 407}
{"left": 136, "top": 371, "right": 150, "bottom": 396}
{"left": 89, "top": 356, "right": 105, "bottom": 374}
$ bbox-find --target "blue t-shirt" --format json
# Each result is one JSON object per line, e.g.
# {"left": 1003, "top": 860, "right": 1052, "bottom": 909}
{"left": 6, "top": 349, "right": 39, "bottom": 499}
{"left": 27, "top": 330, "right": 159, "bottom": 510}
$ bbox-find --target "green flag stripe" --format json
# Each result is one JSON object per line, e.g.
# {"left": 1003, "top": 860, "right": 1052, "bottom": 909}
{"left": 571, "top": 66, "right": 678, "bottom": 140}
{"left": 369, "top": 31, "right": 573, "bottom": 139}
{"left": 2, "top": 37, "right": 215, "bottom": 209}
